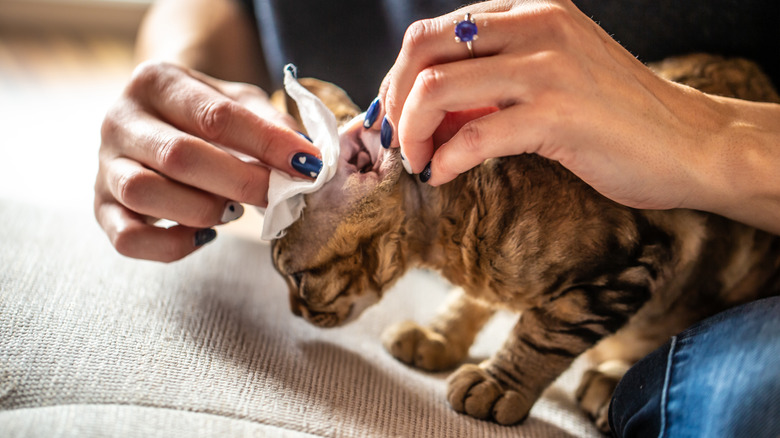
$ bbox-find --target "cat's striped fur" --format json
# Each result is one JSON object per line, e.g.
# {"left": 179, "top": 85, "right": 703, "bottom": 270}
{"left": 272, "top": 54, "right": 780, "bottom": 428}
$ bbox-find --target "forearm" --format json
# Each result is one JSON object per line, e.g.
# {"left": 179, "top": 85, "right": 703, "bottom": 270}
{"left": 135, "top": 0, "right": 269, "bottom": 88}
{"left": 691, "top": 94, "right": 780, "bottom": 234}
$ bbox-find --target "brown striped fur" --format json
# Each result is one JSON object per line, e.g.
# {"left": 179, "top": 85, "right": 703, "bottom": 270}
{"left": 271, "top": 54, "right": 780, "bottom": 429}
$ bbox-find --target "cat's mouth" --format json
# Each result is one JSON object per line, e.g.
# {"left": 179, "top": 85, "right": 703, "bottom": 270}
{"left": 290, "top": 286, "right": 379, "bottom": 328}
{"left": 291, "top": 299, "right": 347, "bottom": 328}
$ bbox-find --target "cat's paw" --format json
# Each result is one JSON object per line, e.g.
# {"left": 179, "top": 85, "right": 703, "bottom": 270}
{"left": 575, "top": 360, "right": 630, "bottom": 433}
{"left": 381, "top": 320, "right": 464, "bottom": 371}
{"left": 447, "top": 364, "right": 531, "bottom": 425}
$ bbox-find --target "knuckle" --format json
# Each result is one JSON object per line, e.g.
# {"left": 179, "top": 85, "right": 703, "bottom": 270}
{"left": 459, "top": 122, "right": 484, "bottom": 156}
{"left": 235, "top": 169, "right": 264, "bottom": 204}
{"left": 111, "top": 219, "right": 187, "bottom": 263}
{"left": 403, "top": 19, "right": 436, "bottom": 53}
{"left": 195, "top": 99, "right": 234, "bottom": 140}
{"left": 435, "top": 151, "right": 457, "bottom": 181}
{"left": 127, "top": 60, "right": 169, "bottom": 96}
{"left": 415, "top": 67, "right": 445, "bottom": 99}
{"left": 154, "top": 135, "right": 193, "bottom": 176}
{"left": 110, "top": 222, "right": 142, "bottom": 259}
{"left": 114, "top": 168, "right": 149, "bottom": 209}
{"left": 535, "top": 4, "right": 580, "bottom": 44}
{"left": 100, "top": 111, "right": 121, "bottom": 145}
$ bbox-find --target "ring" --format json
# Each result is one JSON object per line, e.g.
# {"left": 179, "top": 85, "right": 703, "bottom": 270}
{"left": 454, "top": 13, "right": 478, "bottom": 58}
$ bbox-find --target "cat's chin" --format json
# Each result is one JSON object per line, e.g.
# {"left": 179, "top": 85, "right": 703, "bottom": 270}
{"left": 300, "top": 292, "right": 380, "bottom": 328}
{"left": 341, "top": 292, "right": 380, "bottom": 325}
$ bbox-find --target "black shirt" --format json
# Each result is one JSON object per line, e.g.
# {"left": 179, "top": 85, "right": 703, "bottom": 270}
{"left": 240, "top": 0, "right": 779, "bottom": 108}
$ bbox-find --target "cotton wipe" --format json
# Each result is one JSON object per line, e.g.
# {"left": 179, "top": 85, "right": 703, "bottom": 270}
{"left": 259, "top": 64, "right": 341, "bottom": 240}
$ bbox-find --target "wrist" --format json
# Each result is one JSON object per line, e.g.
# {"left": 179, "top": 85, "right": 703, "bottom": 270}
{"left": 691, "top": 94, "right": 780, "bottom": 233}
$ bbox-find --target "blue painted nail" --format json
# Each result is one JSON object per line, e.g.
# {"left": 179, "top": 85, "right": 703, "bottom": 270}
{"left": 292, "top": 152, "right": 323, "bottom": 178}
{"left": 419, "top": 162, "right": 432, "bottom": 183}
{"left": 297, "top": 131, "right": 313, "bottom": 143}
{"left": 380, "top": 117, "right": 393, "bottom": 149}
{"left": 194, "top": 228, "right": 217, "bottom": 247}
{"left": 364, "top": 97, "right": 381, "bottom": 129}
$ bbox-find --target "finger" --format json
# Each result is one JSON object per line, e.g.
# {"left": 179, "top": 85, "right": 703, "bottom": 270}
{"left": 398, "top": 56, "right": 526, "bottom": 172}
{"left": 104, "top": 157, "right": 237, "bottom": 228}
{"left": 189, "top": 70, "right": 302, "bottom": 131}
{"left": 432, "top": 107, "right": 500, "bottom": 145}
{"left": 426, "top": 105, "right": 548, "bottom": 186}
{"left": 95, "top": 200, "right": 214, "bottom": 263}
{"left": 110, "top": 112, "right": 273, "bottom": 206}
{"left": 378, "top": 4, "right": 514, "bottom": 147}
{"left": 132, "top": 62, "right": 320, "bottom": 176}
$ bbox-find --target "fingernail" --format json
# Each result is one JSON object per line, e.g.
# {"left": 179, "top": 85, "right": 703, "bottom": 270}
{"left": 364, "top": 97, "right": 381, "bottom": 129}
{"left": 292, "top": 152, "right": 323, "bottom": 178}
{"left": 419, "top": 162, "right": 432, "bottom": 183}
{"left": 285, "top": 64, "right": 298, "bottom": 78}
{"left": 400, "top": 149, "right": 413, "bottom": 174}
{"left": 380, "top": 116, "right": 393, "bottom": 149}
{"left": 297, "top": 131, "right": 313, "bottom": 143}
{"left": 221, "top": 201, "right": 244, "bottom": 223}
{"left": 194, "top": 228, "right": 217, "bottom": 247}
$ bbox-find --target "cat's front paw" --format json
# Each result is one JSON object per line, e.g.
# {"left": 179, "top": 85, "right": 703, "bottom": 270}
{"left": 447, "top": 364, "right": 531, "bottom": 425}
{"left": 576, "top": 360, "right": 630, "bottom": 433}
{"left": 381, "top": 320, "right": 465, "bottom": 371}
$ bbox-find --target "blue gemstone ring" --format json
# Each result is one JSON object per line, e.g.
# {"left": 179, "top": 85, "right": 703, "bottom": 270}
{"left": 454, "top": 13, "right": 478, "bottom": 58}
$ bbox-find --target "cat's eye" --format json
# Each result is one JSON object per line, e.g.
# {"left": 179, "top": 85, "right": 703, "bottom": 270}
{"left": 290, "top": 272, "right": 304, "bottom": 287}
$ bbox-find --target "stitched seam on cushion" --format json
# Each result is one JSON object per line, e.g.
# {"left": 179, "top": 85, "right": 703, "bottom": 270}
{"left": 658, "top": 336, "right": 677, "bottom": 438}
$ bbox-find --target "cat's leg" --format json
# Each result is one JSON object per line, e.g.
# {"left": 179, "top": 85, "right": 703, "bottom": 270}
{"left": 447, "top": 284, "right": 648, "bottom": 425}
{"left": 576, "top": 359, "right": 631, "bottom": 432}
{"left": 382, "top": 287, "right": 495, "bottom": 371}
{"left": 577, "top": 326, "right": 673, "bottom": 432}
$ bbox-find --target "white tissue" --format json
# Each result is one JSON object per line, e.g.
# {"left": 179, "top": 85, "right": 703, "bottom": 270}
{"left": 259, "top": 64, "right": 341, "bottom": 240}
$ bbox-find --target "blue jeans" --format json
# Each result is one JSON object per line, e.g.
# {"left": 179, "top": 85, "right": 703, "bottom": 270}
{"left": 609, "top": 296, "right": 780, "bottom": 438}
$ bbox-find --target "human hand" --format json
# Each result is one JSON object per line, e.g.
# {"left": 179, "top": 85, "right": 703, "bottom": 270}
{"left": 377, "top": 0, "right": 724, "bottom": 213}
{"left": 95, "top": 61, "right": 322, "bottom": 262}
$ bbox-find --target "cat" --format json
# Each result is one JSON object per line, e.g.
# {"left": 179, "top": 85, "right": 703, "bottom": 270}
{"left": 271, "top": 54, "right": 780, "bottom": 430}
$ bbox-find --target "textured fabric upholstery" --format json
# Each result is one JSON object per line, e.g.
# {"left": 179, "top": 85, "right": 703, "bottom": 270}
{"left": 0, "top": 200, "right": 600, "bottom": 437}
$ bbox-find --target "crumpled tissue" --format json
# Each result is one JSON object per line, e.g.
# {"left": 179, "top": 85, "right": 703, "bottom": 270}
{"left": 259, "top": 64, "right": 340, "bottom": 240}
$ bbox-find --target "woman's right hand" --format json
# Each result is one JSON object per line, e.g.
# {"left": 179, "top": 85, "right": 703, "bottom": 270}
{"left": 95, "top": 61, "right": 321, "bottom": 262}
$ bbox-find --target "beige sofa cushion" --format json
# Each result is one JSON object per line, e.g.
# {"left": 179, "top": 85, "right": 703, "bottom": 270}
{"left": 0, "top": 200, "right": 601, "bottom": 437}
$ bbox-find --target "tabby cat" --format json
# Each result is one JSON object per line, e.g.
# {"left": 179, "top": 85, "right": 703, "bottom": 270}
{"left": 271, "top": 54, "right": 780, "bottom": 430}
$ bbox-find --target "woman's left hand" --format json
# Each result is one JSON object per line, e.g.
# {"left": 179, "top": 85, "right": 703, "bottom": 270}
{"left": 375, "top": 0, "right": 726, "bottom": 212}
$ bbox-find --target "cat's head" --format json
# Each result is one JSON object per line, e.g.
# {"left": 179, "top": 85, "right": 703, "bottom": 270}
{"left": 271, "top": 83, "right": 406, "bottom": 328}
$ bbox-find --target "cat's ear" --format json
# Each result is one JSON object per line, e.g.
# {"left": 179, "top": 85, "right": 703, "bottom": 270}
{"left": 270, "top": 78, "right": 362, "bottom": 129}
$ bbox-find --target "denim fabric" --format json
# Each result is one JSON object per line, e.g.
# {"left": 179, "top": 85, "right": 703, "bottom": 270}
{"left": 610, "top": 296, "right": 780, "bottom": 437}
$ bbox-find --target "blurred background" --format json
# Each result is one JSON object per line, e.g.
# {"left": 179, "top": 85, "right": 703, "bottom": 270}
{"left": 0, "top": 0, "right": 150, "bottom": 211}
